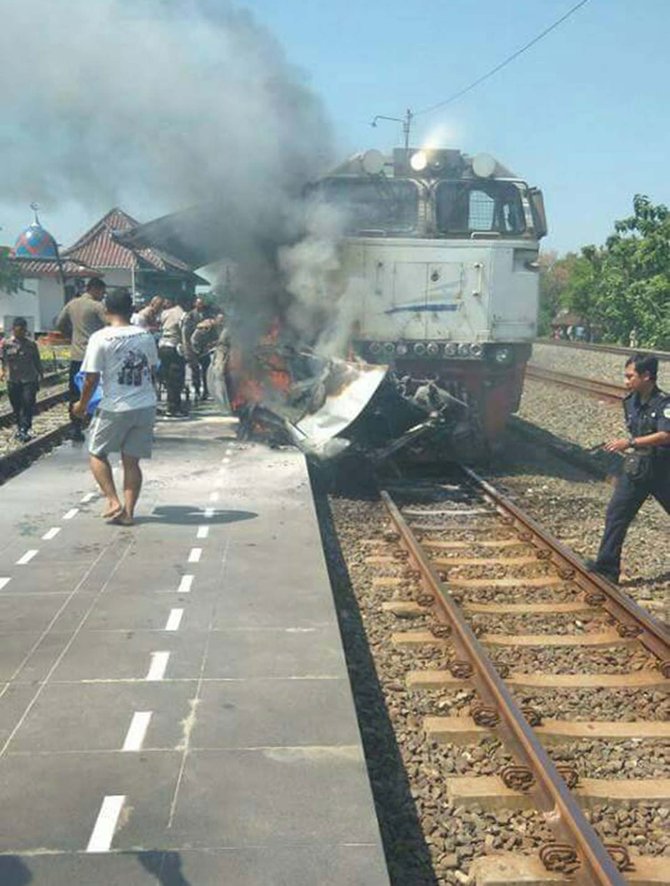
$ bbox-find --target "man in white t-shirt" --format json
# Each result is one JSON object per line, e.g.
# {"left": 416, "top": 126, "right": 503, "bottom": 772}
{"left": 73, "top": 289, "right": 159, "bottom": 526}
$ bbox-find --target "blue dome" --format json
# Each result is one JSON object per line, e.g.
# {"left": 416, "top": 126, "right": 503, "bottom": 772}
{"left": 14, "top": 222, "right": 58, "bottom": 259}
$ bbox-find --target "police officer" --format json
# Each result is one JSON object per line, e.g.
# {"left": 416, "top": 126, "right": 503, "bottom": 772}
{"left": 588, "top": 353, "right": 670, "bottom": 582}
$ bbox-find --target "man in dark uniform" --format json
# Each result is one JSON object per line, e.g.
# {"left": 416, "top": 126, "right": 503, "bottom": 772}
{"left": 0, "top": 317, "right": 44, "bottom": 441}
{"left": 588, "top": 353, "right": 670, "bottom": 582}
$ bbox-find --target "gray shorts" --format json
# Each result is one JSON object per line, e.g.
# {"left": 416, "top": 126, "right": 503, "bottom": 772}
{"left": 88, "top": 407, "right": 156, "bottom": 459}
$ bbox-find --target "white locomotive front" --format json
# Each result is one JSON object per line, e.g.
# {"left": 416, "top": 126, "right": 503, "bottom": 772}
{"left": 307, "top": 146, "right": 547, "bottom": 444}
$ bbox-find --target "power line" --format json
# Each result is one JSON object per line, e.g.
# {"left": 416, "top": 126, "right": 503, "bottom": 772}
{"left": 414, "top": 0, "right": 591, "bottom": 118}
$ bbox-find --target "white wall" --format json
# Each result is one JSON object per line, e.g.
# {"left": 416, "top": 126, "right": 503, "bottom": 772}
{"left": 0, "top": 276, "right": 65, "bottom": 333}
{"left": 100, "top": 269, "right": 133, "bottom": 290}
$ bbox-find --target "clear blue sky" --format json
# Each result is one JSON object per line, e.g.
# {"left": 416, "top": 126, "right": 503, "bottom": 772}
{"left": 2, "top": 0, "right": 669, "bottom": 257}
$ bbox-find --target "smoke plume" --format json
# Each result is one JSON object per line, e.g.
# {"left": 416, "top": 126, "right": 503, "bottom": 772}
{"left": 0, "top": 0, "right": 366, "bottom": 362}
{"left": 0, "top": 0, "right": 332, "bottom": 223}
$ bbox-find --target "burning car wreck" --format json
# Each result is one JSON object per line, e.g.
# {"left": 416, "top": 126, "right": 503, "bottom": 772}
{"left": 208, "top": 328, "right": 487, "bottom": 466}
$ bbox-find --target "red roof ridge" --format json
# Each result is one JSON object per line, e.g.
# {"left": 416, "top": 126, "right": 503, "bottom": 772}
{"left": 64, "top": 207, "right": 140, "bottom": 253}
{"left": 58, "top": 207, "right": 194, "bottom": 273}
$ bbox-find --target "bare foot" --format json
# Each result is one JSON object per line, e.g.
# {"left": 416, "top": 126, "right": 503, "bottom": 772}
{"left": 107, "top": 510, "right": 135, "bottom": 526}
{"left": 101, "top": 502, "right": 123, "bottom": 519}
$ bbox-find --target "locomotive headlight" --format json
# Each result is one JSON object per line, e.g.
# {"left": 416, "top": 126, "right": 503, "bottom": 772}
{"left": 383, "top": 341, "right": 396, "bottom": 355}
{"left": 426, "top": 342, "right": 440, "bottom": 356}
{"left": 369, "top": 341, "right": 382, "bottom": 355}
{"left": 458, "top": 343, "right": 471, "bottom": 356}
{"left": 494, "top": 346, "right": 513, "bottom": 364}
{"left": 414, "top": 342, "right": 427, "bottom": 355}
{"left": 470, "top": 343, "right": 483, "bottom": 357}
{"left": 444, "top": 342, "right": 458, "bottom": 356}
{"left": 410, "top": 150, "right": 428, "bottom": 172}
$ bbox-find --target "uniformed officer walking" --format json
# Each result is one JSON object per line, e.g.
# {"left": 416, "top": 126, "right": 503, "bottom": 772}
{"left": 0, "top": 317, "right": 44, "bottom": 441}
{"left": 588, "top": 354, "right": 670, "bottom": 582}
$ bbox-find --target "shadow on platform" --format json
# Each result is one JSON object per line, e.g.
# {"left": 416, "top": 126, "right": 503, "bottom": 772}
{"left": 139, "top": 506, "right": 257, "bottom": 526}
{"left": 0, "top": 857, "right": 32, "bottom": 886}
{"left": 138, "top": 851, "right": 192, "bottom": 885}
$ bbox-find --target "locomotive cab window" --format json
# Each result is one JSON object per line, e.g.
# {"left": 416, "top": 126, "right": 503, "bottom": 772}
{"left": 435, "top": 181, "right": 525, "bottom": 236}
{"left": 309, "top": 177, "right": 419, "bottom": 235}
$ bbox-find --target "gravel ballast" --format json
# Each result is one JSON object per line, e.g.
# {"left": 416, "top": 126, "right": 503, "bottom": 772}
{"left": 531, "top": 342, "right": 670, "bottom": 389}
{"left": 318, "top": 490, "right": 669, "bottom": 884}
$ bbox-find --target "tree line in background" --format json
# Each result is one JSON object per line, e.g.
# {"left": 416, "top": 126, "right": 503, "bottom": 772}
{"left": 540, "top": 195, "right": 670, "bottom": 349}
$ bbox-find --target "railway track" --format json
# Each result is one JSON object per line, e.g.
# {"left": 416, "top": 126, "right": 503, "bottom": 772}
{"left": 0, "top": 387, "right": 73, "bottom": 484}
{"left": 526, "top": 365, "right": 625, "bottom": 403}
{"left": 536, "top": 340, "right": 670, "bottom": 363}
{"left": 352, "top": 470, "right": 669, "bottom": 885}
{"left": 0, "top": 383, "right": 69, "bottom": 431}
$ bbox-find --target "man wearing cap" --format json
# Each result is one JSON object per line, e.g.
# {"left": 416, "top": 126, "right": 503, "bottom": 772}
{"left": 0, "top": 317, "right": 44, "bottom": 442}
{"left": 56, "top": 277, "right": 107, "bottom": 440}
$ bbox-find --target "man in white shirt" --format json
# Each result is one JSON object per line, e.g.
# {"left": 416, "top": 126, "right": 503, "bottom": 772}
{"left": 73, "top": 289, "right": 159, "bottom": 526}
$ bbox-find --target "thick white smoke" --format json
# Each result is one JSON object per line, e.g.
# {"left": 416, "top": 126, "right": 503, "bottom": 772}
{"left": 279, "top": 203, "right": 364, "bottom": 357}
{"left": 0, "top": 0, "right": 332, "bottom": 219}
{"left": 0, "top": 0, "right": 363, "bottom": 365}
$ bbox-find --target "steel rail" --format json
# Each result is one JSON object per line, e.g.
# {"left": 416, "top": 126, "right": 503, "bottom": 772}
{"left": 0, "top": 386, "right": 69, "bottom": 430}
{"left": 463, "top": 466, "right": 670, "bottom": 668}
{"left": 536, "top": 339, "right": 670, "bottom": 362}
{"left": 526, "top": 365, "right": 624, "bottom": 401}
{"left": 380, "top": 489, "right": 627, "bottom": 885}
{"left": 0, "top": 369, "right": 66, "bottom": 399}
{"left": 0, "top": 421, "right": 73, "bottom": 484}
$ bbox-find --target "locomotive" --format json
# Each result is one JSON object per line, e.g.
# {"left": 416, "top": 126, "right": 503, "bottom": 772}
{"left": 303, "top": 146, "right": 547, "bottom": 453}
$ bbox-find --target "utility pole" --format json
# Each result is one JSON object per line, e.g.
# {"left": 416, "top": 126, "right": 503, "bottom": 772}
{"left": 370, "top": 108, "right": 413, "bottom": 154}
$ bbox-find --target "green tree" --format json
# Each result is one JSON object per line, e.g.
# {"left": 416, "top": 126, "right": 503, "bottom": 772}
{"left": 562, "top": 196, "right": 670, "bottom": 348}
{"left": 538, "top": 251, "right": 591, "bottom": 334}
{"left": 0, "top": 246, "right": 23, "bottom": 294}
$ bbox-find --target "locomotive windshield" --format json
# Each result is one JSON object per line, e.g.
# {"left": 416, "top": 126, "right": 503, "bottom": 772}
{"left": 435, "top": 180, "right": 525, "bottom": 236}
{"left": 310, "top": 177, "right": 419, "bottom": 234}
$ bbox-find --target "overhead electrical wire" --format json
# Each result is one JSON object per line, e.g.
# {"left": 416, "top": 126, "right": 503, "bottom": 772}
{"left": 413, "top": 0, "right": 591, "bottom": 118}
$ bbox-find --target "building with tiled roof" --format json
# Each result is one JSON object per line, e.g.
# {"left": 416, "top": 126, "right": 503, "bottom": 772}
{"left": 1, "top": 208, "right": 207, "bottom": 333}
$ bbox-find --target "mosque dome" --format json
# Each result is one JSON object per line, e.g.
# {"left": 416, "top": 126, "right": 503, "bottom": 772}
{"left": 13, "top": 209, "right": 58, "bottom": 259}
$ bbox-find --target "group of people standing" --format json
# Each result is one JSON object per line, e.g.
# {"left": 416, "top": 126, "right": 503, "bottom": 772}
{"left": 131, "top": 293, "right": 222, "bottom": 417}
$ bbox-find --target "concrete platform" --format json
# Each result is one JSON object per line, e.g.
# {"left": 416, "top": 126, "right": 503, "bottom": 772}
{"left": 0, "top": 407, "right": 389, "bottom": 885}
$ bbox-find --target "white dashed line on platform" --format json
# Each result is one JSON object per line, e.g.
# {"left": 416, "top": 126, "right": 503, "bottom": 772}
{"left": 86, "top": 795, "right": 126, "bottom": 852}
{"left": 63, "top": 508, "right": 79, "bottom": 520}
{"left": 177, "top": 575, "right": 194, "bottom": 594}
{"left": 146, "top": 652, "right": 170, "bottom": 681}
{"left": 122, "top": 711, "right": 153, "bottom": 751}
{"left": 42, "top": 527, "right": 61, "bottom": 541}
{"left": 16, "top": 550, "right": 38, "bottom": 566}
{"left": 0, "top": 578, "right": 11, "bottom": 591}
{"left": 165, "top": 608, "right": 184, "bottom": 631}
{"left": 188, "top": 547, "right": 202, "bottom": 563}
{"left": 81, "top": 492, "right": 97, "bottom": 503}
{"left": 197, "top": 526, "right": 209, "bottom": 539}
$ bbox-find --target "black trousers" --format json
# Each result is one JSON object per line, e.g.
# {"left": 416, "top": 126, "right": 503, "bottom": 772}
{"left": 7, "top": 381, "right": 39, "bottom": 433}
{"left": 68, "top": 360, "right": 83, "bottom": 433}
{"left": 595, "top": 467, "right": 670, "bottom": 579}
{"left": 159, "top": 346, "right": 185, "bottom": 413}
{"left": 199, "top": 353, "right": 211, "bottom": 397}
